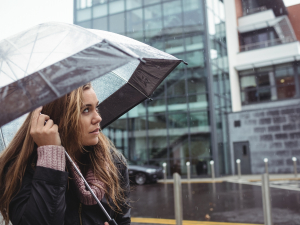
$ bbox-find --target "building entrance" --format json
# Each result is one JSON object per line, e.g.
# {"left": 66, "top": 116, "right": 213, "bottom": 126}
{"left": 233, "top": 141, "right": 251, "bottom": 174}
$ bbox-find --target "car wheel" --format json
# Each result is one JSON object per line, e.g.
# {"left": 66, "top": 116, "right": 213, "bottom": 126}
{"left": 135, "top": 173, "right": 147, "bottom": 185}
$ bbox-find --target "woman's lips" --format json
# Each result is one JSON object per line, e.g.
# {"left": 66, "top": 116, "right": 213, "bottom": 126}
{"left": 90, "top": 128, "right": 100, "bottom": 134}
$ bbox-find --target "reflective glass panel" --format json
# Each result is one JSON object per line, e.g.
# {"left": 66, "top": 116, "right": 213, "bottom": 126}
{"left": 126, "top": 9, "right": 143, "bottom": 40}
{"left": 126, "top": 0, "right": 142, "bottom": 10}
{"left": 93, "top": 4, "right": 108, "bottom": 18}
{"left": 190, "top": 134, "right": 211, "bottom": 176}
{"left": 183, "top": 0, "right": 203, "bottom": 26}
{"left": 148, "top": 114, "right": 168, "bottom": 159}
{"left": 109, "top": 0, "right": 125, "bottom": 14}
{"left": 77, "top": 20, "right": 92, "bottom": 28}
{"left": 189, "top": 95, "right": 208, "bottom": 111}
{"left": 144, "top": 4, "right": 163, "bottom": 38}
{"left": 109, "top": 13, "right": 125, "bottom": 34}
{"left": 106, "top": 118, "right": 128, "bottom": 157}
{"left": 240, "top": 76, "right": 256, "bottom": 90}
{"left": 163, "top": 1, "right": 182, "bottom": 28}
{"left": 93, "top": 17, "right": 108, "bottom": 30}
{"left": 77, "top": 8, "right": 92, "bottom": 22}
{"left": 128, "top": 117, "right": 147, "bottom": 161}
{"left": 187, "top": 69, "right": 207, "bottom": 94}
{"left": 186, "top": 50, "right": 205, "bottom": 68}
{"left": 148, "top": 98, "right": 166, "bottom": 114}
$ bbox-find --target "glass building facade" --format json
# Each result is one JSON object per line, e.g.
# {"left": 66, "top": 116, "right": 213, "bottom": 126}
{"left": 74, "top": 0, "right": 231, "bottom": 177}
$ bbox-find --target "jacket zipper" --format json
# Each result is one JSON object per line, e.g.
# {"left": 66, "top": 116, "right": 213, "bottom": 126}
{"left": 79, "top": 203, "right": 82, "bottom": 225}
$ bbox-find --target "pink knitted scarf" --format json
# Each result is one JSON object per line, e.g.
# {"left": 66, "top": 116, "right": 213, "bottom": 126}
{"left": 37, "top": 145, "right": 106, "bottom": 205}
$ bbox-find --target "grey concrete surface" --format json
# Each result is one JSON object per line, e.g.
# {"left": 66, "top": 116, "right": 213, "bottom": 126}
{"left": 130, "top": 182, "right": 300, "bottom": 225}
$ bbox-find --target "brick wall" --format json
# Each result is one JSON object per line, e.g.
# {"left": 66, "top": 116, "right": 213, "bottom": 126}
{"left": 235, "top": 0, "right": 243, "bottom": 19}
{"left": 228, "top": 103, "right": 300, "bottom": 174}
{"left": 287, "top": 4, "right": 300, "bottom": 41}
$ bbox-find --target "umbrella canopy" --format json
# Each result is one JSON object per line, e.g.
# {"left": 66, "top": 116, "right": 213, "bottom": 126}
{"left": 0, "top": 22, "right": 183, "bottom": 128}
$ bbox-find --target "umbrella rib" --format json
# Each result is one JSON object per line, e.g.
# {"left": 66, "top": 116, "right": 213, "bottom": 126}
{"left": 5, "top": 58, "right": 29, "bottom": 78}
{"left": 103, "top": 39, "right": 145, "bottom": 63}
{"left": 3, "top": 39, "right": 29, "bottom": 68}
{"left": 0, "top": 60, "right": 14, "bottom": 82}
{"left": 38, "top": 71, "right": 60, "bottom": 97}
{"left": 0, "top": 67, "right": 15, "bottom": 82}
{"left": 33, "top": 30, "right": 70, "bottom": 72}
{"left": 110, "top": 71, "right": 152, "bottom": 100}
{"left": 23, "top": 28, "right": 40, "bottom": 77}
{"left": 5, "top": 60, "right": 19, "bottom": 80}
{"left": 0, "top": 127, "right": 6, "bottom": 149}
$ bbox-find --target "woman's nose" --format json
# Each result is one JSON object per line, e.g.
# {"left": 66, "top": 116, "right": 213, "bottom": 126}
{"left": 92, "top": 110, "right": 102, "bottom": 124}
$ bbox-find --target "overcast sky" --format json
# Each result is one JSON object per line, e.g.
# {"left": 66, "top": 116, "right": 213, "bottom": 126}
{"left": 0, "top": 0, "right": 73, "bottom": 40}
{"left": 284, "top": 0, "right": 300, "bottom": 6}
{"left": 0, "top": 0, "right": 299, "bottom": 41}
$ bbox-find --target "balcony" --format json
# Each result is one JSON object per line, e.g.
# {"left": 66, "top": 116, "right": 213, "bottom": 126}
{"left": 239, "top": 36, "right": 296, "bottom": 52}
{"left": 238, "top": 15, "right": 297, "bottom": 53}
{"left": 238, "top": 9, "right": 276, "bottom": 32}
{"left": 243, "top": 6, "right": 268, "bottom": 16}
{"left": 235, "top": 41, "right": 300, "bottom": 71}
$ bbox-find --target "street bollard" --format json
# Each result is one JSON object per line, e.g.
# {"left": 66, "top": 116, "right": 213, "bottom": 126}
{"left": 236, "top": 159, "right": 241, "bottom": 180}
{"left": 261, "top": 173, "right": 273, "bottom": 225}
{"left": 173, "top": 173, "right": 183, "bottom": 225}
{"left": 186, "top": 161, "right": 191, "bottom": 181}
{"left": 292, "top": 157, "right": 297, "bottom": 178}
{"left": 210, "top": 160, "right": 215, "bottom": 180}
{"left": 163, "top": 163, "right": 167, "bottom": 182}
{"left": 264, "top": 158, "right": 269, "bottom": 174}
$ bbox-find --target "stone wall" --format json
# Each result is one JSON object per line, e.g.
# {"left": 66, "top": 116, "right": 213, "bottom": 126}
{"left": 228, "top": 102, "right": 300, "bottom": 174}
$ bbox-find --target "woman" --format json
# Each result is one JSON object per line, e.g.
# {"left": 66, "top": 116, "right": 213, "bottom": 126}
{"left": 0, "top": 83, "right": 131, "bottom": 225}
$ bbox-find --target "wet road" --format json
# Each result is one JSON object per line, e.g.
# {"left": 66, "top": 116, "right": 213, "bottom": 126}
{"left": 130, "top": 182, "right": 300, "bottom": 225}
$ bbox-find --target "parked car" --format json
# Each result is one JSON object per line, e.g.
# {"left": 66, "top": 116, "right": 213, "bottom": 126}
{"left": 127, "top": 161, "right": 163, "bottom": 185}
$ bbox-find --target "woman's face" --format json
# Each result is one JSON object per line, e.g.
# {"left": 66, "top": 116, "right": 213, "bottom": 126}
{"left": 79, "top": 88, "right": 102, "bottom": 146}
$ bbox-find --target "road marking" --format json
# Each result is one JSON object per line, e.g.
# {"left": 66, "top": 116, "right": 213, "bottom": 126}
{"left": 158, "top": 180, "right": 223, "bottom": 184}
{"left": 248, "top": 178, "right": 300, "bottom": 182}
{"left": 131, "top": 217, "right": 262, "bottom": 225}
{"left": 227, "top": 180, "right": 300, "bottom": 192}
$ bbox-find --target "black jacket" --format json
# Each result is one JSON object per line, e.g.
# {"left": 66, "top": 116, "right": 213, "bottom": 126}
{"left": 9, "top": 154, "right": 131, "bottom": 225}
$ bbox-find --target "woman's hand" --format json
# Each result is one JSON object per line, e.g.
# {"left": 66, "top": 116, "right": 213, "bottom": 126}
{"left": 30, "top": 106, "right": 61, "bottom": 147}
{"left": 104, "top": 222, "right": 109, "bottom": 225}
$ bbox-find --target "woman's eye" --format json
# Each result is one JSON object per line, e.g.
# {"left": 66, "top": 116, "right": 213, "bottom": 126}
{"left": 83, "top": 108, "right": 89, "bottom": 113}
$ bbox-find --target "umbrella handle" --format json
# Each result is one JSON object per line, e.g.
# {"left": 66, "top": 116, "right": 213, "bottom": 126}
{"left": 64, "top": 150, "right": 117, "bottom": 224}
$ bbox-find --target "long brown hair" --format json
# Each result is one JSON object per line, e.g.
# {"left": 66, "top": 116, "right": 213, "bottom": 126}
{"left": 0, "top": 83, "right": 125, "bottom": 224}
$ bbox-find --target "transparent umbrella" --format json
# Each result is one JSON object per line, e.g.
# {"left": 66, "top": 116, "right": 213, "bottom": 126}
{"left": 0, "top": 22, "right": 185, "bottom": 127}
{"left": 0, "top": 22, "right": 185, "bottom": 225}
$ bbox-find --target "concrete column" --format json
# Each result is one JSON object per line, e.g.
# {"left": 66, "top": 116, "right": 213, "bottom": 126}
{"left": 292, "top": 157, "right": 297, "bottom": 178}
{"left": 173, "top": 173, "right": 183, "bottom": 225}
{"left": 236, "top": 159, "right": 241, "bottom": 179}
{"left": 210, "top": 160, "right": 215, "bottom": 180}
{"left": 186, "top": 161, "right": 191, "bottom": 181}
{"left": 261, "top": 173, "right": 273, "bottom": 225}
{"left": 163, "top": 163, "right": 167, "bottom": 182}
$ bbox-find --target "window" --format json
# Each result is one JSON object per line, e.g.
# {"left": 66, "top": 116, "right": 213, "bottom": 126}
{"left": 240, "top": 63, "right": 297, "bottom": 105}
{"left": 241, "top": 0, "right": 264, "bottom": 16}
{"left": 240, "top": 28, "right": 278, "bottom": 51}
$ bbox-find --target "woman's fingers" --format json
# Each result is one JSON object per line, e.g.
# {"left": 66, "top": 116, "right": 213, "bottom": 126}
{"left": 104, "top": 222, "right": 109, "bottom": 225}
{"left": 44, "top": 119, "right": 54, "bottom": 130}
{"left": 30, "top": 106, "right": 61, "bottom": 146}
{"left": 37, "top": 114, "right": 50, "bottom": 130}
{"left": 31, "top": 106, "right": 43, "bottom": 129}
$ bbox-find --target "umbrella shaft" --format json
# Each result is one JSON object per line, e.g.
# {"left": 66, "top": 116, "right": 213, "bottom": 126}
{"left": 64, "top": 151, "right": 112, "bottom": 221}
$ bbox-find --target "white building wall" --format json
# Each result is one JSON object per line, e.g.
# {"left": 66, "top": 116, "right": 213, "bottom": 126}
{"left": 224, "top": 0, "right": 242, "bottom": 113}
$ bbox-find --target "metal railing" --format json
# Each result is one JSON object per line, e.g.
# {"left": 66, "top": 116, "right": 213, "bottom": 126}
{"left": 243, "top": 6, "right": 268, "bottom": 16}
{"left": 239, "top": 36, "right": 296, "bottom": 52}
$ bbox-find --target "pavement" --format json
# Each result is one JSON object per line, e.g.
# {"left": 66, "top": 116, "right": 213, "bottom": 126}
{"left": 130, "top": 174, "right": 300, "bottom": 225}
